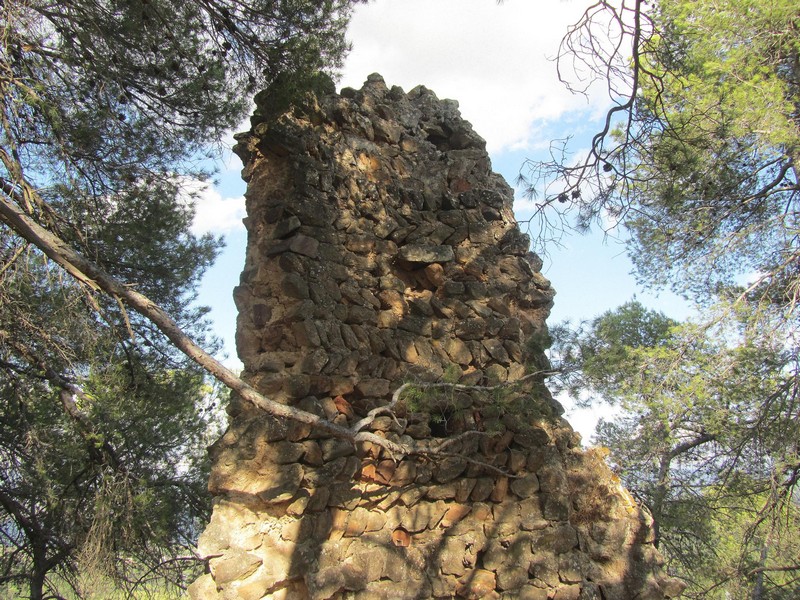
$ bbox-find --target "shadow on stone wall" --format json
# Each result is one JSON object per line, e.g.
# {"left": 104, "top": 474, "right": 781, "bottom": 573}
{"left": 189, "top": 74, "right": 685, "bottom": 600}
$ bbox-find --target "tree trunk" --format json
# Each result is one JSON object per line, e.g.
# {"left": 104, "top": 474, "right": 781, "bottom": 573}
{"left": 29, "top": 545, "right": 47, "bottom": 600}
{"left": 651, "top": 452, "right": 672, "bottom": 549}
{"left": 751, "top": 543, "right": 768, "bottom": 600}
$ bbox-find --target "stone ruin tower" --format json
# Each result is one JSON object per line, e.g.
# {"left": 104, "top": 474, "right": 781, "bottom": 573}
{"left": 190, "top": 74, "right": 685, "bottom": 599}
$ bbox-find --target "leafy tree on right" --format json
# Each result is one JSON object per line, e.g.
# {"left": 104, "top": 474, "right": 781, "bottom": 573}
{"left": 524, "top": 0, "right": 799, "bottom": 309}
{"left": 531, "top": 0, "right": 800, "bottom": 597}
{"left": 550, "top": 302, "right": 799, "bottom": 598}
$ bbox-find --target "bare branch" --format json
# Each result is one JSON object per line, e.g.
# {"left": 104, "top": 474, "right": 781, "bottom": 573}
{"left": 0, "top": 190, "right": 557, "bottom": 473}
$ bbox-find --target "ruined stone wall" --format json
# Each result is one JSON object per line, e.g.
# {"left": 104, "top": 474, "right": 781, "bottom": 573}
{"left": 190, "top": 74, "right": 684, "bottom": 600}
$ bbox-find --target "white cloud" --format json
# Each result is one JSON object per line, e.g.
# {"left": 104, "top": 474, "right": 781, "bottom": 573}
{"left": 341, "top": 0, "right": 611, "bottom": 153}
{"left": 187, "top": 180, "right": 246, "bottom": 236}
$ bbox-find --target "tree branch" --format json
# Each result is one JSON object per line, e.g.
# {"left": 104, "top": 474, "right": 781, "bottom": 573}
{"left": 0, "top": 191, "right": 378, "bottom": 440}
{"left": 668, "top": 432, "right": 716, "bottom": 462}
{"left": 0, "top": 192, "right": 554, "bottom": 472}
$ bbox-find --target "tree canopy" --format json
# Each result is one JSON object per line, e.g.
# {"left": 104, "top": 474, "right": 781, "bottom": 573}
{"left": 551, "top": 302, "right": 800, "bottom": 598}
{"left": 533, "top": 0, "right": 800, "bottom": 596}
{"left": 0, "top": 0, "right": 360, "bottom": 597}
{"left": 524, "top": 0, "right": 799, "bottom": 310}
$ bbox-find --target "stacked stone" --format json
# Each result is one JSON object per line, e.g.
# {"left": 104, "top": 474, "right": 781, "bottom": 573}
{"left": 190, "top": 74, "right": 684, "bottom": 600}
{"left": 230, "top": 72, "right": 554, "bottom": 411}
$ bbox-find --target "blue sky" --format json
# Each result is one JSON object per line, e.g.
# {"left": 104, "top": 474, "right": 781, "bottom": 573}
{"left": 192, "top": 0, "right": 691, "bottom": 439}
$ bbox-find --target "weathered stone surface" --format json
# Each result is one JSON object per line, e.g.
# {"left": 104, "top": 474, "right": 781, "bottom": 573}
{"left": 482, "top": 339, "right": 510, "bottom": 364}
{"left": 444, "top": 338, "right": 473, "bottom": 365}
{"left": 210, "top": 550, "right": 262, "bottom": 585}
{"left": 553, "top": 585, "right": 583, "bottom": 600}
{"left": 440, "top": 504, "right": 472, "bottom": 528}
{"left": 510, "top": 474, "right": 540, "bottom": 498}
{"left": 433, "top": 457, "right": 468, "bottom": 483}
{"left": 355, "top": 378, "right": 392, "bottom": 398}
{"left": 536, "top": 523, "right": 580, "bottom": 554}
{"left": 198, "top": 75, "right": 679, "bottom": 600}
{"left": 456, "top": 569, "right": 497, "bottom": 599}
{"left": 188, "top": 574, "right": 219, "bottom": 599}
{"left": 497, "top": 566, "right": 530, "bottom": 591}
{"left": 280, "top": 272, "right": 309, "bottom": 299}
{"left": 398, "top": 244, "right": 455, "bottom": 264}
{"left": 256, "top": 463, "right": 303, "bottom": 504}
{"left": 426, "top": 482, "right": 460, "bottom": 500}
{"left": 197, "top": 512, "right": 232, "bottom": 557}
{"left": 320, "top": 438, "right": 354, "bottom": 462}
{"left": 456, "top": 318, "right": 487, "bottom": 340}
{"left": 518, "top": 586, "right": 549, "bottom": 600}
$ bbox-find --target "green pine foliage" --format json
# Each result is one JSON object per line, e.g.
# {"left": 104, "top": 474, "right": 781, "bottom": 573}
{"left": 525, "top": 0, "right": 800, "bottom": 312}
{"left": 1, "top": 0, "right": 361, "bottom": 597}
{"left": 527, "top": 1, "right": 800, "bottom": 595}
{"left": 551, "top": 302, "right": 800, "bottom": 597}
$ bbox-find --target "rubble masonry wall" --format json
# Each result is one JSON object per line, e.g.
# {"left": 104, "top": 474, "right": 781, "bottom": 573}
{"left": 189, "top": 74, "right": 684, "bottom": 600}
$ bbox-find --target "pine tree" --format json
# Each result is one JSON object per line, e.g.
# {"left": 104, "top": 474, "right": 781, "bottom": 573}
{"left": 551, "top": 302, "right": 800, "bottom": 597}
{"left": 0, "top": 0, "right": 360, "bottom": 597}
{"left": 526, "top": 2, "right": 800, "bottom": 593}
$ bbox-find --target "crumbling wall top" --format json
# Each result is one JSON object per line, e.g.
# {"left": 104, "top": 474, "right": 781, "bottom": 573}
{"left": 191, "top": 74, "right": 685, "bottom": 600}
